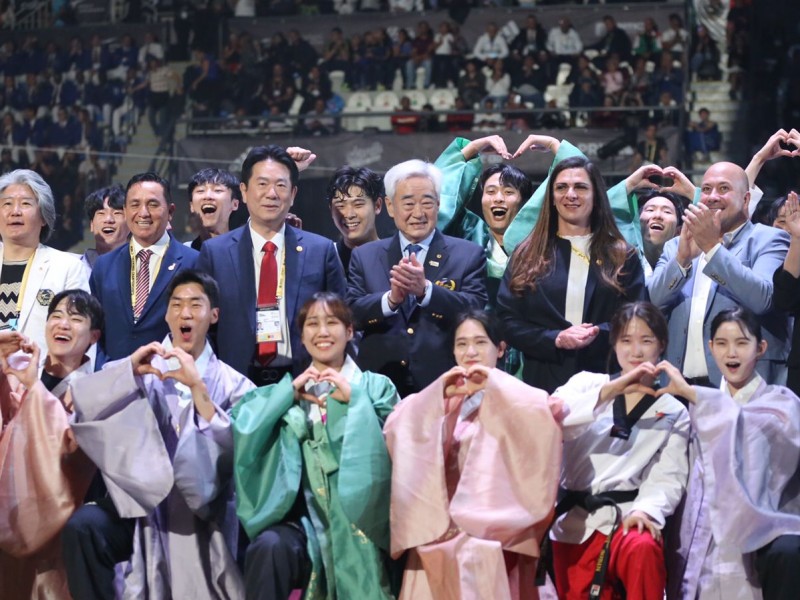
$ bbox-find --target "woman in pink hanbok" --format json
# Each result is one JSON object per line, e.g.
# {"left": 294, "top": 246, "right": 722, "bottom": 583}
{"left": 384, "top": 309, "right": 563, "bottom": 600}
{"left": 0, "top": 290, "right": 101, "bottom": 599}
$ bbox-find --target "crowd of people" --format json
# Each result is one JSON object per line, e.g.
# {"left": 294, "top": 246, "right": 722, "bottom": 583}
{"left": 1, "top": 123, "right": 800, "bottom": 600}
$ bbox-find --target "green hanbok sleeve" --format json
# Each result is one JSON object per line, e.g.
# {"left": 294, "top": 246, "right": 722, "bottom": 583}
{"left": 608, "top": 181, "right": 644, "bottom": 253}
{"left": 326, "top": 372, "right": 399, "bottom": 551}
{"left": 504, "top": 139, "right": 585, "bottom": 254}
{"left": 435, "top": 137, "right": 491, "bottom": 249}
{"left": 232, "top": 374, "right": 304, "bottom": 539}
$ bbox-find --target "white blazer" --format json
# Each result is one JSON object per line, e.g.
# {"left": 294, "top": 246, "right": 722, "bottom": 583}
{"left": 0, "top": 243, "right": 91, "bottom": 361}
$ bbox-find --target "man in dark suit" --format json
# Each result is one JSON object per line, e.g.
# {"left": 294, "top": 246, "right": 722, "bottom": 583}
{"left": 90, "top": 172, "right": 198, "bottom": 368}
{"left": 196, "top": 145, "right": 346, "bottom": 385}
{"left": 347, "top": 159, "right": 488, "bottom": 397}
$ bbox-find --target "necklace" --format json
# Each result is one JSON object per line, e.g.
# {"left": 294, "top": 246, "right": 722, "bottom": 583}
{"left": 569, "top": 245, "right": 591, "bottom": 264}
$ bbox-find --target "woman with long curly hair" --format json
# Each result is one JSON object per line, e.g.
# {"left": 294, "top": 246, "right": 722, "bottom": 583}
{"left": 496, "top": 155, "right": 645, "bottom": 393}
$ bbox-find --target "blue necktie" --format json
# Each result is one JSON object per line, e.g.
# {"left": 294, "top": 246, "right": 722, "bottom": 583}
{"left": 405, "top": 243, "right": 423, "bottom": 258}
{"left": 403, "top": 244, "right": 423, "bottom": 314}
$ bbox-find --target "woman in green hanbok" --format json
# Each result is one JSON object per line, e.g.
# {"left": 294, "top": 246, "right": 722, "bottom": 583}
{"left": 232, "top": 292, "right": 399, "bottom": 600}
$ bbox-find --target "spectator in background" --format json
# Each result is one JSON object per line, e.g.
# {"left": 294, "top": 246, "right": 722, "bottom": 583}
{"left": 446, "top": 95, "right": 474, "bottom": 132}
{"left": 458, "top": 59, "right": 486, "bottom": 108}
{"left": 686, "top": 107, "right": 722, "bottom": 161}
{"left": 391, "top": 96, "right": 420, "bottom": 134}
{"left": 137, "top": 32, "right": 164, "bottom": 69}
{"left": 186, "top": 49, "right": 222, "bottom": 118}
{"left": 484, "top": 59, "right": 511, "bottom": 107}
{"left": 432, "top": 21, "right": 457, "bottom": 88}
{"left": 406, "top": 21, "right": 434, "bottom": 90}
{"left": 690, "top": 24, "right": 722, "bottom": 81}
{"left": 636, "top": 123, "right": 669, "bottom": 166}
{"left": 504, "top": 93, "right": 532, "bottom": 132}
{"left": 510, "top": 14, "right": 548, "bottom": 73}
{"left": 727, "top": 16, "right": 749, "bottom": 100}
{"left": 49, "top": 106, "right": 80, "bottom": 149}
{"left": 661, "top": 13, "right": 689, "bottom": 58}
{"left": 600, "top": 54, "right": 626, "bottom": 105}
{"left": 391, "top": 28, "right": 414, "bottom": 89}
{"left": 302, "top": 98, "right": 337, "bottom": 136}
{"left": 590, "top": 15, "right": 632, "bottom": 64}
{"left": 547, "top": 17, "right": 584, "bottom": 64}
{"left": 652, "top": 52, "right": 684, "bottom": 103}
{"left": 512, "top": 54, "right": 545, "bottom": 108}
{"left": 634, "top": 17, "right": 662, "bottom": 62}
{"left": 300, "top": 65, "right": 332, "bottom": 113}
{"left": 320, "top": 27, "right": 352, "bottom": 84}
{"left": 262, "top": 32, "right": 290, "bottom": 74}
{"left": 472, "top": 97, "right": 504, "bottom": 132}
{"left": 133, "top": 55, "right": 180, "bottom": 140}
{"left": 286, "top": 29, "right": 318, "bottom": 78}
{"left": 473, "top": 22, "right": 509, "bottom": 66}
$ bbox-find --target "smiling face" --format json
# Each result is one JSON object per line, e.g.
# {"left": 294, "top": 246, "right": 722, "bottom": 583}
{"left": 330, "top": 185, "right": 382, "bottom": 249}
{"left": 0, "top": 183, "right": 45, "bottom": 247}
{"left": 90, "top": 197, "right": 129, "bottom": 252}
{"left": 165, "top": 282, "right": 219, "bottom": 359}
{"left": 386, "top": 175, "right": 439, "bottom": 244}
{"left": 700, "top": 162, "right": 750, "bottom": 233}
{"left": 481, "top": 172, "right": 523, "bottom": 236}
{"left": 190, "top": 181, "right": 239, "bottom": 236}
{"left": 640, "top": 196, "right": 679, "bottom": 247}
{"left": 453, "top": 318, "right": 505, "bottom": 369}
{"left": 301, "top": 301, "right": 353, "bottom": 370}
{"left": 614, "top": 316, "right": 663, "bottom": 375}
{"left": 45, "top": 298, "right": 100, "bottom": 365}
{"left": 709, "top": 321, "right": 766, "bottom": 394}
{"left": 125, "top": 181, "right": 174, "bottom": 246}
{"left": 241, "top": 159, "right": 297, "bottom": 234}
{"left": 553, "top": 168, "right": 594, "bottom": 232}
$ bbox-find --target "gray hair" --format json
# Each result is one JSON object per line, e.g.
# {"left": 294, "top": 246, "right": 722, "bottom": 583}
{"left": 384, "top": 159, "right": 442, "bottom": 202}
{"left": 0, "top": 169, "right": 56, "bottom": 242}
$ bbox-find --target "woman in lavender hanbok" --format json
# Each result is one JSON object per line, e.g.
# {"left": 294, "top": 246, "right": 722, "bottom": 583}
{"left": 385, "top": 309, "right": 563, "bottom": 600}
{"left": 659, "top": 307, "right": 800, "bottom": 600}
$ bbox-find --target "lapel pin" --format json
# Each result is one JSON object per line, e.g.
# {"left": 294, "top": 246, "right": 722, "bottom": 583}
{"left": 296, "top": 245, "right": 303, "bottom": 252}
{"left": 436, "top": 253, "right": 442, "bottom": 258}
{"left": 429, "top": 260, "right": 439, "bottom": 267}
{"left": 168, "top": 263, "right": 177, "bottom": 271}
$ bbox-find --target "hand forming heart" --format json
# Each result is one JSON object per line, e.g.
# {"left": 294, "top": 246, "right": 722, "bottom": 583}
{"left": 443, "top": 364, "right": 492, "bottom": 398}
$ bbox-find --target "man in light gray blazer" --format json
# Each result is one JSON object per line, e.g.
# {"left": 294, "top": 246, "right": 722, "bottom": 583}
{"left": 648, "top": 161, "right": 790, "bottom": 386}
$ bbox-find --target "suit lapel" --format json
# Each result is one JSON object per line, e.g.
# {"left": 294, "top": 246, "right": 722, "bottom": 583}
{"left": 19, "top": 245, "right": 49, "bottom": 330}
{"left": 139, "top": 238, "right": 182, "bottom": 321}
{"left": 285, "top": 226, "right": 303, "bottom": 323}
{"left": 233, "top": 227, "right": 256, "bottom": 295}
{"left": 116, "top": 243, "right": 134, "bottom": 324}
{"left": 423, "top": 231, "right": 448, "bottom": 285}
{"left": 385, "top": 233, "right": 402, "bottom": 283}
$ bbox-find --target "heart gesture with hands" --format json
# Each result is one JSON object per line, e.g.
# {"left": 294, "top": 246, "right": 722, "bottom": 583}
{"left": 654, "top": 360, "right": 697, "bottom": 404}
{"left": 443, "top": 364, "right": 492, "bottom": 399}
{"left": 0, "top": 337, "right": 41, "bottom": 391}
{"left": 0, "top": 330, "right": 24, "bottom": 359}
{"left": 782, "top": 191, "right": 800, "bottom": 240}
{"left": 598, "top": 362, "right": 659, "bottom": 403}
{"left": 293, "top": 366, "right": 352, "bottom": 407}
{"left": 512, "top": 134, "right": 561, "bottom": 159}
{"left": 461, "top": 135, "right": 512, "bottom": 161}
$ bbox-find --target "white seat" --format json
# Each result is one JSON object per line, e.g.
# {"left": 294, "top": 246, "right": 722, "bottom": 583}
{"left": 556, "top": 62, "right": 572, "bottom": 86}
{"left": 341, "top": 91, "right": 373, "bottom": 131}
{"left": 404, "top": 90, "right": 428, "bottom": 110}
{"left": 372, "top": 91, "right": 400, "bottom": 131}
{"left": 328, "top": 70, "right": 346, "bottom": 94}
{"left": 428, "top": 88, "right": 456, "bottom": 111}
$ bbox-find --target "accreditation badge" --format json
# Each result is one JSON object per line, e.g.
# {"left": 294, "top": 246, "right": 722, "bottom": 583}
{"left": 256, "top": 304, "right": 283, "bottom": 343}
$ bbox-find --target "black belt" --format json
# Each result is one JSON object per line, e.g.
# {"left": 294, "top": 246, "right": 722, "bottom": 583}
{"left": 247, "top": 363, "right": 293, "bottom": 385}
{"left": 536, "top": 488, "right": 639, "bottom": 599}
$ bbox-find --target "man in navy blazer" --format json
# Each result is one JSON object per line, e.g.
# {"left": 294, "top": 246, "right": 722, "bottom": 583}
{"left": 90, "top": 172, "right": 198, "bottom": 367}
{"left": 347, "top": 159, "right": 488, "bottom": 396}
{"left": 196, "top": 145, "right": 346, "bottom": 384}
{"left": 648, "top": 161, "right": 790, "bottom": 386}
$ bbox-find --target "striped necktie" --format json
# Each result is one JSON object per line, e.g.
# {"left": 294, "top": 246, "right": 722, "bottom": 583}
{"left": 134, "top": 249, "right": 153, "bottom": 319}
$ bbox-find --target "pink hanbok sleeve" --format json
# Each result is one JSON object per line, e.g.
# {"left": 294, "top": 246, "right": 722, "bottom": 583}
{"left": 0, "top": 377, "right": 94, "bottom": 557}
{"left": 450, "top": 370, "right": 562, "bottom": 556}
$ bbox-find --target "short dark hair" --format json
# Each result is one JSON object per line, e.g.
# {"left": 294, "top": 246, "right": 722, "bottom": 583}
{"left": 325, "top": 166, "right": 385, "bottom": 205}
{"left": 187, "top": 168, "right": 242, "bottom": 203}
{"left": 710, "top": 307, "right": 763, "bottom": 344}
{"left": 166, "top": 269, "right": 220, "bottom": 309}
{"left": 297, "top": 292, "right": 353, "bottom": 331}
{"left": 240, "top": 145, "right": 299, "bottom": 190}
{"left": 126, "top": 172, "right": 171, "bottom": 204}
{"left": 636, "top": 189, "right": 690, "bottom": 227}
{"left": 766, "top": 195, "right": 788, "bottom": 227}
{"left": 84, "top": 184, "right": 125, "bottom": 221}
{"left": 479, "top": 164, "right": 533, "bottom": 203}
{"left": 451, "top": 309, "right": 504, "bottom": 350}
{"left": 48, "top": 289, "right": 104, "bottom": 333}
{"left": 609, "top": 301, "right": 669, "bottom": 351}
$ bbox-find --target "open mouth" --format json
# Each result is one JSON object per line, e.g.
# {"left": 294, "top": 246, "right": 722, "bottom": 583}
{"left": 54, "top": 333, "right": 71, "bottom": 342}
{"left": 490, "top": 207, "right": 508, "bottom": 219}
{"left": 101, "top": 226, "right": 116, "bottom": 234}
{"left": 725, "top": 360, "right": 741, "bottom": 373}
{"left": 201, "top": 204, "right": 217, "bottom": 214}
{"left": 649, "top": 222, "right": 664, "bottom": 231}
{"left": 315, "top": 341, "right": 333, "bottom": 350}
{"left": 179, "top": 325, "right": 192, "bottom": 341}
{"left": 343, "top": 221, "right": 360, "bottom": 231}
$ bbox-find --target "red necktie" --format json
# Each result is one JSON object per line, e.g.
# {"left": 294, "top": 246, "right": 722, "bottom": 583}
{"left": 134, "top": 249, "right": 153, "bottom": 320}
{"left": 257, "top": 241, "right": 278, "bottom": 365}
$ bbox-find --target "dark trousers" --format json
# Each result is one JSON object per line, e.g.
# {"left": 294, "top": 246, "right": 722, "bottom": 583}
{"left": 756, "top": 535, "right": 800, "bottom": 600}
{"left": 244, "top": 522, "right": 310, "bottom": 600}
{"left": 61, "top": 497, "right": 136, "bottom": 600}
